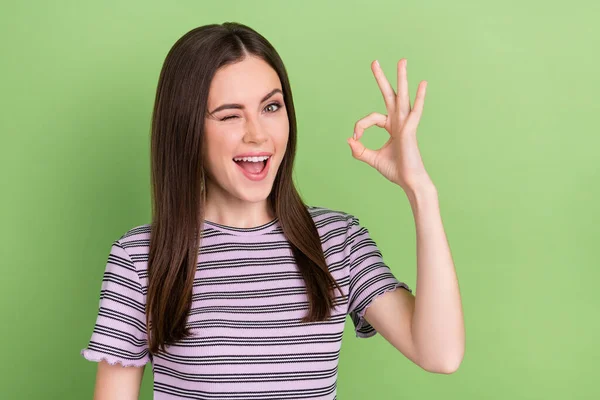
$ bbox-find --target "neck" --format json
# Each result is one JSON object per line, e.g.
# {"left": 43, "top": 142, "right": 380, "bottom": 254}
{"left": 203, "top": 181, "right": 275, "bottom": 228}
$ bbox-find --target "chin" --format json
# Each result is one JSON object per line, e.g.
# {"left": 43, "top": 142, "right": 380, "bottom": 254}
{"left": 235, "top": 183, "right": 274, "bottom": 203}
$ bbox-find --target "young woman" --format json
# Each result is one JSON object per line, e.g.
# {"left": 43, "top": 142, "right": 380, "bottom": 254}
{"left": 81, "top": 22, "right": 464, "bottom": 399}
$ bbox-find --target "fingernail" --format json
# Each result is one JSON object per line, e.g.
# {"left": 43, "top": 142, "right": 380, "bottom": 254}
{"left": 375, "top": 60, "right": 379, "bottom": 67}
{"left": 353, "top": 133, "right": 357, "bottom": 140}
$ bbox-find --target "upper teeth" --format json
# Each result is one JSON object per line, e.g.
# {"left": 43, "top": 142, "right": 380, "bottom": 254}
{"left": 233, "top": 156, "right": 270, "bottom": 162}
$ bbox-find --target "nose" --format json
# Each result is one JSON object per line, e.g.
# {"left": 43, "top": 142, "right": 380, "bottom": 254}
{"left": 242, "top": 116, "right": 268, "bottom": 144}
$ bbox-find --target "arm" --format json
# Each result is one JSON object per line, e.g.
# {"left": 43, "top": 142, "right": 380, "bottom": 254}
{"left": 407, "top": 186, "right": 464, "bottom": 373}
{"left": 348, "top": 58, "right": 464, "bottom": 374}
{"left": 81, "top": 240, "right": 151, "bottom": 398}
{"left": 93, "top": 361, "right": 145, "bottom": 400}
{"left": 363, "top": 186, "right": 464, "bottom": 374}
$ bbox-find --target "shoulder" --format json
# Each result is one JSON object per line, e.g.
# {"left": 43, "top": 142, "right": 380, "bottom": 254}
{"left": 306, "top": 205, "right": 360, "bottom": 235}
{"left": 307, "top": 204, "right": 353, "bottom": 221}
{"left": 113, "top": 223, "right": 152, "bottom": 255}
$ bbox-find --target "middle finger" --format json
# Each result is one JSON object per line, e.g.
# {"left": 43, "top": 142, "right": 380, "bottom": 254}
{"left": 371, "top": 60, "right": 396, "bottom": 114}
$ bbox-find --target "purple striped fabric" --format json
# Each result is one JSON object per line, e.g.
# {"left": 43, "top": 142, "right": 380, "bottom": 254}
{"left": 81, "top": 206, "right": 412, "bottom": 399}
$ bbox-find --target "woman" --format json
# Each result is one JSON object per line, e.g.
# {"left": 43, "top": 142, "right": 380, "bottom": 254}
{"left": 81, "top": 22, "right": 464, "bottom": 399}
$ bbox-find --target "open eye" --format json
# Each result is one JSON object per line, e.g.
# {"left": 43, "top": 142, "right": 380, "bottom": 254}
{"left": 264, "top": 102, "right": 282, "bottom": 113}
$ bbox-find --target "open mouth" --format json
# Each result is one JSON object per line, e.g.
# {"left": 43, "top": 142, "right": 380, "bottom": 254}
{"left": 232, "top": 155, "right": 270, "bottom": 175}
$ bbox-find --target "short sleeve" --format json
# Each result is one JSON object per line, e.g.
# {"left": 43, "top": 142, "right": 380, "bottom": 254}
{"left": 80, "top": 240, "right": 151, "bottom": 367}
{"left": 347, "top": 215, "right": 413, "bottom": 338}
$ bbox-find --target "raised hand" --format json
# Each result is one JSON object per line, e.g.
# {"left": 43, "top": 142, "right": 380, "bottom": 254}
{"left": 347, "top": 59, "right": 434, "bottom": 192}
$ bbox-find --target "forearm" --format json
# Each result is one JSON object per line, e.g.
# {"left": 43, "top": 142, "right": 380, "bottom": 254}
{"left": 406, "top": 185, "right": 464, "bottom": 373}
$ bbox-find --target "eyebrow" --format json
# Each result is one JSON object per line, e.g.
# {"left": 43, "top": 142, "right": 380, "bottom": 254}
{"left": 208, "top": 88, "right": 283, "bottom": 115}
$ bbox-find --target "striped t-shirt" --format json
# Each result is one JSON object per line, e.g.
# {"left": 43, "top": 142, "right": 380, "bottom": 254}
{"left": 81, "top": 206, "right": 412, "bottom": 399}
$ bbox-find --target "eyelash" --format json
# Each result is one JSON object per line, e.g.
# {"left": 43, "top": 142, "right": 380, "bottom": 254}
{"left": 220, "top": 102, "right": 282, "bottom": 121}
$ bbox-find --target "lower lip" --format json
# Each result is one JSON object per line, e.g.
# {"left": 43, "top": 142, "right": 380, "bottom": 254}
{"left": 235, "top": 156, "right": 271, "bottom": 181}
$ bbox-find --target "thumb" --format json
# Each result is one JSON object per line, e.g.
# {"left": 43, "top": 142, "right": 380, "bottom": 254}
{"left": 347, "top": 137, "right": 377, "bottom": 167}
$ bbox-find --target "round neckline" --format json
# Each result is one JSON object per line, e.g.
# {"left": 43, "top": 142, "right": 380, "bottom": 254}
{"left": 202, "top": 217, "right": 280, "bottom": 236}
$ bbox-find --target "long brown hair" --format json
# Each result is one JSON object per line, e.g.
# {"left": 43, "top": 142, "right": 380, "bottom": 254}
{"left": 148, "top": 22, "right": 343, "bottom": 354}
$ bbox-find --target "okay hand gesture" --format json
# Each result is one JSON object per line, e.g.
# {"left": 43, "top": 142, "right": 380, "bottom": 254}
{"left": 347, "top": 59, "right": 434, "bottom": 192}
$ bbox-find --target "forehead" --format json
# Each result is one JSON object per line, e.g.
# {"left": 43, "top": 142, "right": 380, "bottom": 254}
{"left": 208, "top": 56, "right": 282, "bottom": 105}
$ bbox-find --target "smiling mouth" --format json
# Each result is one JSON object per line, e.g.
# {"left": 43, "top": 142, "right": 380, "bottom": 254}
{"left": 232, "top": 156, "right": 270, "bottom": 174}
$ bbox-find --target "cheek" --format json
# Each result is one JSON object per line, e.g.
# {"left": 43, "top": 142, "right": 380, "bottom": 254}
{"left": 203, "top": 126, "right": 239, "bottom": 173}
{"left": 272, "top": 113, "right": 290, "bottom": 148}
{"left": 278, "top": 131, "right": 289, "bottom": 152}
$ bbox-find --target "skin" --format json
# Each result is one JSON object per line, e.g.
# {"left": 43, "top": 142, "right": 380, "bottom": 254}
{"left": 92, "top": 363, "right": 144, "bottom": 399}
{"left": 348, "top": 59, "right": 464, "bottom": 373}
{"left": 202, "top": 55, "right": 290, "bottom": 228}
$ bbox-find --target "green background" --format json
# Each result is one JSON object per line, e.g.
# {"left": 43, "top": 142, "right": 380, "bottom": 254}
{"left": 2, "top": 0, "right": 598, "bottom": 398}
